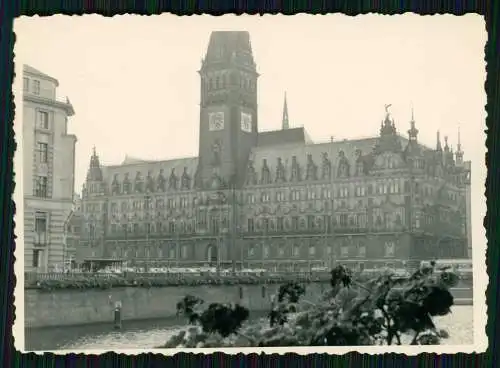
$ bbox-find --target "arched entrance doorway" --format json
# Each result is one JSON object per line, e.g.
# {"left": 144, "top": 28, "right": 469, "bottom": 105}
{"left": 206, "top": 244, "right": 218, "bottom": 266}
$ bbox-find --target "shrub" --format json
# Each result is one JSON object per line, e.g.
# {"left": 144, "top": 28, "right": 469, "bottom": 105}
{"left": 163, "top": 262, "right": 456, "bottom": 347}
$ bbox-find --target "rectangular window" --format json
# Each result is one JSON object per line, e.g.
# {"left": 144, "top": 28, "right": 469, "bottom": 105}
{"left": 211, "top": 217, "right": 219, "bottom": 233}
{"left": 261, "top": 192, "right": 270, "bottom": 202}
{"left": 33, "top": 80, "right": 40, "bottom": 95}
{"left": 324, "top": 215, "right": 332, "bottom": 231}
{"left": 358, "top": 244, "right": 366, "bottom": 258}
{"left": 23, "top": 77, "right": 29, "bottom": 91}
{"left": 341, "top": 245, "right": 349, "bottom": 258}
{"left": 247, "top": 218, "right": 254, "bottom": 232}
{"left": 34, "top": 176, "right": 48, "bottom": 198}
{"left": 262, "top": 218, "right": 269, "bottom": 232}
{"left": 307, "top": 215, "right": 315, "bottom": 230}
{"left": 277, "top": 217, "right": 284, "bottom": 231}
{"left": 37, "top": 110, "right": 49, "bottom": 129}
{"left": 291, "top": 216, "right": 299, "bottom": 230}
{"left": 34, "top": 213, "right": 47, "bottom": 245}
{"left": 339, "top": 214, "right": 348, "bottom": 227}
{"left": 384, "top": 241, "right": 395, "bottom": 257}
{"left": 276, "top": 191, "right": 285, "bottom": 202}
{"left": 37, "top": 142, "right": 48, "bottom": 163}
{"left": 32, "top": 249, "right": 41, "bottom": 268}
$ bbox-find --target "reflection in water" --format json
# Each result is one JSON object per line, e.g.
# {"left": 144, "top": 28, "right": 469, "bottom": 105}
{"left": 26, "top": 306, "right": 474, "bottom": 351}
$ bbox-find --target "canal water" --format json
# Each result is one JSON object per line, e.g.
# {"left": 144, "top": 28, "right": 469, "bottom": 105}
{"left": 25, "top": 306, "right": 474, "bottom": 351}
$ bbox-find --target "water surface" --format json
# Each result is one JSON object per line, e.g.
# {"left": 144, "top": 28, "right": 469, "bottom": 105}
{"left": 26, "top": 306, "right": 473, "bottom": 351}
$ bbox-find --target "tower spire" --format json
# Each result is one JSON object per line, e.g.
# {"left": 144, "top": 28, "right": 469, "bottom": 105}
{"left": 282, "top": 92, "right": 289, "bottom": 130}
{"left": 457, "top": 125, "right": 462, "bottom": 152}
{"left": 436, "top": 131, "right": 442, "bottom": 151}
{"left": 408, "top": 105, "right": 418, "bottom": 142}
{"left": 456, "top": 124, "right": 464, "bottom": 165}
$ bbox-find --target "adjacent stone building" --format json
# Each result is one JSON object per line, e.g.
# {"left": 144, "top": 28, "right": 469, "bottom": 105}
{"left": 80, "top": 31, "right": 471, "bottom": 272}
{"left": 23, "top": 65, "right": 77, "bottom": 272}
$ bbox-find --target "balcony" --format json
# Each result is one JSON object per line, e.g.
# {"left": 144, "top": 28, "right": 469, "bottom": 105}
{"left": 24, "top": 92, "right": 75, "bottom": 116}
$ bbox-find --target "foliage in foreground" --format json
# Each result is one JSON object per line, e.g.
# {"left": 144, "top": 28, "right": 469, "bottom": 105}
{"left": 164, "top": 262, "right": 459, "bottom": 348}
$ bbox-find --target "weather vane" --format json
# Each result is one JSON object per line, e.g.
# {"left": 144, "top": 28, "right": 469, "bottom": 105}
{"left": 384, "top": 104, "right": 392, "bottom": 114}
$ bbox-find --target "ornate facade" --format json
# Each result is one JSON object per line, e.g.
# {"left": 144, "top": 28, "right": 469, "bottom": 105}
{"left": 80, "top": 31, "right": 471, "bottom": 272}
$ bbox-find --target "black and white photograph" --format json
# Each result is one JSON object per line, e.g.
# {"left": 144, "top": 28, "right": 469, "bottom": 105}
{"left": 13, "top": 14, "right": 486, "bottom": 353}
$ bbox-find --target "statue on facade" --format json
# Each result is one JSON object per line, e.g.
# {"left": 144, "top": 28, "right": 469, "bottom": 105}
{"left": 168, "top": 168, "right": 178, "bottom": 190}
{"left": 146, "top": 170, "right": 155, "bottom": 192}
{"left": 157, "top": 169, "right": 166, "bottom": 192}
{"left": 181, "top": 167, "right": 191, "bottom": 190}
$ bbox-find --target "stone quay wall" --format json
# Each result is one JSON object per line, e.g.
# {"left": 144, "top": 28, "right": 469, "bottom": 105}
{"left": 25, "top": 282, "right": 473, "bottom": 329}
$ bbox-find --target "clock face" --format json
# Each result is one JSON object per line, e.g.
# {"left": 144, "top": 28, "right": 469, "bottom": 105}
{"left": 241, "top": 112, "right": 252, "bottom": 133}
{"left": 208, "top": 112, "right": 224, "bottom": 131}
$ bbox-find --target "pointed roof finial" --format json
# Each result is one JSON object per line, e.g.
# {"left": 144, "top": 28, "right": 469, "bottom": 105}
{"left": 92, "top": 145, "right": 96, "bottom": 156}
{"left": 408, "top": 105, "right": 418, "bottom": 141}
{"left": 282, "top": 91, "right": 289, "bottom": 130}
{"left": 436, "top": 131, "right": 442, "bottom": 151}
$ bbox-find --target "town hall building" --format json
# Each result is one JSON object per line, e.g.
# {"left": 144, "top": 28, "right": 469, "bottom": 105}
{"left": 79, "top": 31, "right": 472, "bottom": 272}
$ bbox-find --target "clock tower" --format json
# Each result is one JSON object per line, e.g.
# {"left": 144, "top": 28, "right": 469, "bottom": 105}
{"left": 197, "top": 31, "right": 259, "bottom": 190}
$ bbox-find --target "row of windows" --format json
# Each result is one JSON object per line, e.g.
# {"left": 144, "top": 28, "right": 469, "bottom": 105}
{"left": 23, "top": 77, "right": 41, "bottom": 95}
{"left": 245, "top": 242, "right": 397, "bottom": 258}
{"left": 109, "top": 245, "right": 189, "bottom": 260}
{"left": 244, "top": 181, "right": 404, "bottom": 204}
{"left": 104, "top": 241, "right": 396, "bottom": 261}
{"left": 102, "top": 209, "right": 405, "bottom": 236}
{"left": 203, "top": 72, "right": 256, "bottom": 92}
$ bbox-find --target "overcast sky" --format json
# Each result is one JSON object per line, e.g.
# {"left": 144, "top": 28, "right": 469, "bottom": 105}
{"left": 14, "top": 14, "right": 485, "bottom": 205}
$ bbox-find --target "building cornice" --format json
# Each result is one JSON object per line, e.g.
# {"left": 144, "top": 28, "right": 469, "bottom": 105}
{"left": 23, "top": 94, "right": 75, "bottom": 116}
